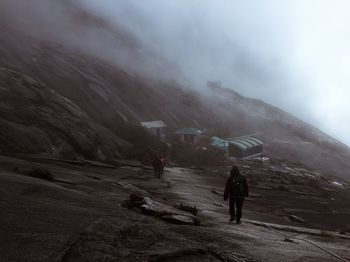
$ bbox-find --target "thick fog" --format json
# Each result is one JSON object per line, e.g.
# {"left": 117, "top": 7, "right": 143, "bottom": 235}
{"left": 79, "top": 0, "right": 350, "bottom": 145}
{"left": 1, "top": 0, "right": 350, "bottom": 145}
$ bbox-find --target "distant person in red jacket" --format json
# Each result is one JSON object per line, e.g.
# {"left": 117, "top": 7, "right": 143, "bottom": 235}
{"left": 160, "top": 156, "right": 166, "bottom": 174}
{"left": 224, "top": 165, "right": 249, "bottom": 224}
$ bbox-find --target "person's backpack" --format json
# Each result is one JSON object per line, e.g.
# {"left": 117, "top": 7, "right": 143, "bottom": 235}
{"left": 231, "top": 175, "right": 245, "bottom": 195}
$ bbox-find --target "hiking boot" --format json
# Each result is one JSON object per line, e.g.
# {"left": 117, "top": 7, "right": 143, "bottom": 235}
{"left": 236, "top": 220, "right": 241, "bottom": 224}
{"left": 229, "top": 217, "right": 235, "bottom": 222}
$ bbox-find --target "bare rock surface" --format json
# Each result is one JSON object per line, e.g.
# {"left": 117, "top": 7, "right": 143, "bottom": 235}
{"left": 0, "top": 155, "right": 350, "bottom": 261}
{"left": 0, "top": 67, "right": 129, "bottom": 160}
{"left": 288, "top": 215, "right": 307, "bottom": 223}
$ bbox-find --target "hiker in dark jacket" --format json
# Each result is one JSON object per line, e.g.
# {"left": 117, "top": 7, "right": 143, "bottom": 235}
{"left": 152, "top": 156, "right": 163, "bottom": 178}
{"left": 224, "top": 165, "right": 249, "bottom": 224}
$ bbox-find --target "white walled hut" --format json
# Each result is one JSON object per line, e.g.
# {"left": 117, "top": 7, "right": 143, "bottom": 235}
{"left": 141, "top": 120, "right": 167, "bottom": 141}
{"left": 228, "top": 136, "right": 263, "bottom": 159}
{"left": 174, "top": 127, "right": 203, "bottom": 144}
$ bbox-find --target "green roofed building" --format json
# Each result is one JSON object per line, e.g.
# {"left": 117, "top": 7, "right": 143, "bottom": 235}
{"left": 211, "top": 135, "right": 263, "bottom": 158}
{"left": 211, "top": 136, "right": 229, "bottom": 151}
{"left": 227, "top": 136, "right": 263, "bottom": 159}
{"left": 175, "top": 127, "right": 203, "bottom": 144}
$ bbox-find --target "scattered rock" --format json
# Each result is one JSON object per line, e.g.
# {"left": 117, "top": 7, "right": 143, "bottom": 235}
{"left": 288, "top": 215, "right": 307, "bottom": 223}
{"left": 175, "top": 203, "right": 198, "bottom": 216}
{"left": 161, "top": 214, "right": 194, "bottom": 225}
{"left": 141, "top": 200, "right": 182, "bottom": 217}
{"left": 122, "top": 193, "right": 147, "bottom": 209}
{"left": 122, "top": 194, "right": 202, "bottom": 226}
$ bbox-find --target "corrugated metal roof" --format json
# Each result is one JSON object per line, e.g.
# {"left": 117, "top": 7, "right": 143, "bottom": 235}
{"left": 141, "top": 120, "right": 167, "bottom": 129}
{"left": 228, "top": 136, "right": 263, "bottom": 151}
{"left": 175, "top": 127, "right": 202, "bottom": 135}
{"left": 211, "top": 136, "right": 229, "bottom": 149}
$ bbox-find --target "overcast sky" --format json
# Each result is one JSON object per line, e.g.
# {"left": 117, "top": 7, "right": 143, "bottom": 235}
{"left": 78, "top": 0, "right": 350, "bottom": 145}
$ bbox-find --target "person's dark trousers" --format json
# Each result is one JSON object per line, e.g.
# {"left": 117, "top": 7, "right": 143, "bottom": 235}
{"left": 154, "top": 169, "right": 161, "bottom": 178}
{"left": 229, "top": 196, "right": 244, "bottom": 222}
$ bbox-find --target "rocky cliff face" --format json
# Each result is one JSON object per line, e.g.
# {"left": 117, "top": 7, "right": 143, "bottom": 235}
{"left": 0, "top": 67, "right": 128, "bottom": 159}
{"left": 0, "top": 1, "right": 350, "bottom": 179}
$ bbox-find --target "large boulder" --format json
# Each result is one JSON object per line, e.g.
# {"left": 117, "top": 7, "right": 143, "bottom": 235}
{"left": 122, "top": 194, "right": 203, "bottom": 226}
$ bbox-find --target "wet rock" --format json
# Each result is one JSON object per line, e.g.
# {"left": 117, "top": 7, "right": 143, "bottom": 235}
{"left": 121, "top": 194, "right": 147, "bottom": 209}
{"left": 82, "top": 160, "right": 116, "bottom": 168}
{"left": 175, "top": 203, "right": 198, "bottom": 216}
{"left": 59, "top": 217, "right": 215, "bottom": 262}
{"left": 161, "top": 214, "right": 194, "bottom": 225}
{"left": 248, "top": 192, "right": 262, "bottom": 198}
{"left": 108, "top": 159, "right": 143, "bottom": 167}
{"left": 339, "top": 225, "right": 350, "bottom": 235}
{"left": 141, "top": 200, "right": 185, "bottom": 217}
{"left": 122, "top": 195, "right": 202, "bottom": 226}
{"left": 248, "top": 220, "right": 350, "bottom": 239}
{"left": 148, "top": 247, "right": 207, "bottom": 262}
{"left": 211, "top": 188, "right": 223, "bottom": 196}
{"left": 288, "top": 215, "right": 307, "bottom": 223}
{"left": 206, "top": 243, "right": 250, "bottom": 262}
{"left": 56, "top": 141, "right": 77, "bottom": 160}
{"left": 116, "top": 182, "right": 149, "bottom": 196}
{"left": 81, "top": 173, "right": 101, "bottom": 180}
{"left": 14, "top": 167, "right": 55, "bottom": 182}
{"left": 284, "top": 238, "right": 298, "bottom": 244}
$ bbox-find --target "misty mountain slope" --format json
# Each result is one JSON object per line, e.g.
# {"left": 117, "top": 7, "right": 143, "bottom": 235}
{"left": 0, "top": 25, "right": 212, "bottom": 130}
{"left": 1, "top": 6, "right": 350, "bottom": 179}
{"left": 205, "top": 86, "right": 350, "bottom": 178}
{"left": 0, "top": 0, "right": 181, "bottom": 81}
{"left": 0, "top": 67, "right": 128, "bottom": 159}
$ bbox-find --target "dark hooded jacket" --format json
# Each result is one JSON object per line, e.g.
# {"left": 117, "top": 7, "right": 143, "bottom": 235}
{"left": 224, "top": 169, "right": 249, "bottom": 200}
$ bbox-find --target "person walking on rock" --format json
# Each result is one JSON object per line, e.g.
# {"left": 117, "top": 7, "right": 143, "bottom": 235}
{"left": 152, "top": 156, "right": 163, "bottom": 179}
{"left": 160, "top": 156, "right": 166, "bottom": 174}
{"left": 224, "top": 165, "right": 249, "bottom": 224}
